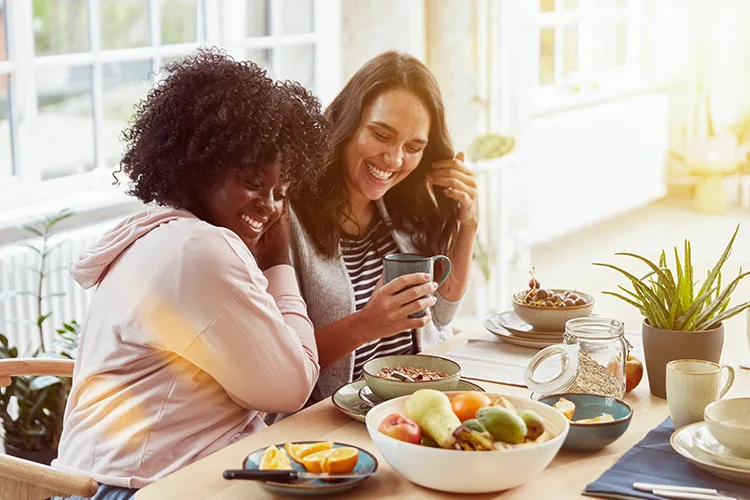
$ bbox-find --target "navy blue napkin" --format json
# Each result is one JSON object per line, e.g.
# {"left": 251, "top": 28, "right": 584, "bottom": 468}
{"left": 584, "top": 417, "right": 749, "bottom": 499}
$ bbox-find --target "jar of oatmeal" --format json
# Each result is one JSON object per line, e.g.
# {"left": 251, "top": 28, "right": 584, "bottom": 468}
{"left": 525, "top": 317, "right": 628, "bottom": 399}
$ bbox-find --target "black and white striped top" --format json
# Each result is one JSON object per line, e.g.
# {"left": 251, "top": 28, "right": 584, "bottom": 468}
{"left": 343, "top": 217, "right": 416, "bottom": 381}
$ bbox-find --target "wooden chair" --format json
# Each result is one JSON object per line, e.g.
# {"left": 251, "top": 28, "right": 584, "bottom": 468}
{"left": 0, "top": 359, "right": 99, "bottom": 500}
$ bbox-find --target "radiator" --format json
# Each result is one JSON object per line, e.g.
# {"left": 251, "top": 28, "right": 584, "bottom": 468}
{"left": 0, "top": 220, "right": 117, "bottom": 353}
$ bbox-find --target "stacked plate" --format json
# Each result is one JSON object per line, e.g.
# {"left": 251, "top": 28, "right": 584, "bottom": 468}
{"left": 671, "top": 422, "right": 750, "bottom": 484}
{"left": 331, "top": 379, "right": 485, "bottom": 423}
{"left": 484, "top": 311, "right": 564, "bottom": 349}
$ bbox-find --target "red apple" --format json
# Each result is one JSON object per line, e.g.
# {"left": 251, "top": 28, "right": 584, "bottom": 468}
{"left": 626, "top": 354, "right": 644, "bottom": 392}
{"left": 378, "top": 413, "right": 422, "bottom": 444}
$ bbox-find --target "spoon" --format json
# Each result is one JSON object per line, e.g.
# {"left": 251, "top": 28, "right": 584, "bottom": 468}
{"left": 390, "top": 370, "right": 416, "bottom": 382}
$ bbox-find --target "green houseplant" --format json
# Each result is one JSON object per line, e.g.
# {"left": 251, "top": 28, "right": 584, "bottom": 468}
{"left": 0, "top": 210, "right": 81, "bottom": 464}
{"left": 593, "top": 224, "right": 750, "bottom": 398}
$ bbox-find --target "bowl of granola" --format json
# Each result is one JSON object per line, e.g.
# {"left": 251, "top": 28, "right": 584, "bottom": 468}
{"left": 362, "top": 355, "right": 461, "bottom": 400}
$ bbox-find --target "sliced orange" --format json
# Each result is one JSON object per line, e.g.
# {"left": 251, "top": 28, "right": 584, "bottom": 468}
{"left": 301, "top": 449, "right": 333, "bottom": 473}
{"left": 259, "top": 445, "right": 293, "bottom": 470}
{"left": 284, "top": 441, "right": 334, "bottom": 464}
{"left": 324, "top": 447, "right": 359, "bottom": 474}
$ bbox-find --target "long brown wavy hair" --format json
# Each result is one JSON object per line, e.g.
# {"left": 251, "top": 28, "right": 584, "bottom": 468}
{"left": 293, "top": 51, "right": 460, "bottom": 258}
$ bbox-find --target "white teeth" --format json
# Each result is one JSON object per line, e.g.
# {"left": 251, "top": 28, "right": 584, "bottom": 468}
{"left": 366, "top": 160, "right": 394, "bottom": 181}
{"left": 239, "top": 213, "right": 263, "bottom": 231}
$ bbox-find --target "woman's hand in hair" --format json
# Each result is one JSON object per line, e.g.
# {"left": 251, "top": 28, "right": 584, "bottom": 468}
{"left": 427, "top": 151, "right": 479, "bottom": 229}
{"left": 253, "top": 202, "right": 292, "bottom": 271}
{"left": 358, "top": 273, "right": 438, "bottom": 340}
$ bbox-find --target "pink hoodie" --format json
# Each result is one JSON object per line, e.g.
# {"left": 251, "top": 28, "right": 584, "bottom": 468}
{"left": 51, "top": 208, "right": 319, "bottom": 488}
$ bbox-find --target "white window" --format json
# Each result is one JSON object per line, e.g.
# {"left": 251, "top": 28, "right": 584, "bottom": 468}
{"left": 0, "top": 0, "right": 340, "bottom": 219}
{"left": 535, "top": 0, "right": 643, "bottom": 92}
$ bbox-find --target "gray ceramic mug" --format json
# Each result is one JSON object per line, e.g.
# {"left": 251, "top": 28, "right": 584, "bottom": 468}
{"left": 383, "top": 253, "right": 452, "bottom": 318}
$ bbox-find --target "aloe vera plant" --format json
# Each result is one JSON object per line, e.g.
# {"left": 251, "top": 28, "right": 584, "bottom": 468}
{"left": 593, "top": 225, "right": 750, "bottom": 331}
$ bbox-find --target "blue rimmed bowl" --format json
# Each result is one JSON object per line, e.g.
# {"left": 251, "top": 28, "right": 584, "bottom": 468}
{"left": 537, "top": 393, "right": 633, "bottom": 452}
{"left": 242, "top": 442, "right": 378, "bottom": 496}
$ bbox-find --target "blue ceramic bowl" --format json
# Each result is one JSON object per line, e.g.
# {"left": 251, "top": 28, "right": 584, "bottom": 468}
{"left": 243, "top": 442, "right": 378, "bottom": 496}
{"left": 537, "top": 393, "right": 633, "bottom": 452}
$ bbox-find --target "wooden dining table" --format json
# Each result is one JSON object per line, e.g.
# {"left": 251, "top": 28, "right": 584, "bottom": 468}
{"left": 136, "top": 321, "right": 750, "bottom": 499}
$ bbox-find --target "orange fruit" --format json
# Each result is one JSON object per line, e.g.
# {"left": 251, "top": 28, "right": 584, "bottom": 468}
{"left": 301, "top": 449, "right": 333, "bottom": 473}
{"left": 259, "top": 445, "right": 293, "bottom": 470}
{"left": 450, "top": 391, "right": 492, "bottom": 422}
{"left": 324, "top": 447, "right": 359, "bottom": 473}
{"left": 284, "top": 441, "right": 334, "bottom": 464}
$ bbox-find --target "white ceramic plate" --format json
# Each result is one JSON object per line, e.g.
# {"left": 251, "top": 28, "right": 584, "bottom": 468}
{"left": 485, "top": 311, "right": 565, "bottom": 339}
{"left": 693, "top": 422, "right": 750, "bottom": 471}
{"left": 671, "top": 422, "right": 750, "bottom": 484}
{"left": 485, "top": 327, "right": 559, "bottom": 349}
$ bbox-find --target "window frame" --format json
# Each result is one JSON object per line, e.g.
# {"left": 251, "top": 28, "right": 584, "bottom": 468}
{"left": 0, "top": 0, "right": 341, "bottom": 218}
{"left": 532, "top": 0, "right": 644, "bottom": 101}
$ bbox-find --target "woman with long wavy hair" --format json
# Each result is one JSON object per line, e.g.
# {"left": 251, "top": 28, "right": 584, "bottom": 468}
{"left": 287, "top": 50, "right": 478, "bottom": 404}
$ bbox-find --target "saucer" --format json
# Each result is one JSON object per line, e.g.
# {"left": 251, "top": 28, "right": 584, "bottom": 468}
{"left": 694, "top": 423, "right": 750, "bottom": 471}
{"left": 332, "top": 379, "right": 485, "bottom": 422}
{"left": 357, "top": 379, "right": 485, "bottom": 408}
{"left": 485, "top": 326, "right": 559, "bottom": 349}
{"left": 243, "top": 441, "right": 378, "bottom": 496}
{"left": 485, "top": 311, "right": 564, "bottom": 339}
{"left": 671, "top": 422, "right": 750, "bottom": 484}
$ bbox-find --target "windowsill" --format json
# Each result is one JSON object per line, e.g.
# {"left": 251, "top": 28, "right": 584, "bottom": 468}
{"left": 530, "top": 80, "right": 666, "bottom": 118}
{"left": 0, "top": 169, "right": 144, "bottom": 243}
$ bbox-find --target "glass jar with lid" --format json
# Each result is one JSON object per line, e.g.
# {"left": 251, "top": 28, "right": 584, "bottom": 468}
{"left": 525, "top": 317, "right": 629, "bottom": 399}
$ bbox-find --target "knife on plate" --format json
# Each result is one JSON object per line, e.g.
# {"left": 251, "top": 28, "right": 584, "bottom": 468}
{"left": 223, "top": 469, "right": 376, "bottom": 482}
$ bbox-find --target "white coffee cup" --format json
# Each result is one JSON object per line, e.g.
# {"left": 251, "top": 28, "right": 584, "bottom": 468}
{"left": 666, "top": 359, "right": 735, "bottom": 430}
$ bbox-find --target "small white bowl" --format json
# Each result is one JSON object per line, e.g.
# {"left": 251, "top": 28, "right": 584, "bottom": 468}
{"left": 365, "top": 392, "right": 569, "bottom": 493}
{"left": 512, "top": 289, "right": 595, "bottom": 332}
{"left": 704, "top": 398, "right": 750, "bottom": 458}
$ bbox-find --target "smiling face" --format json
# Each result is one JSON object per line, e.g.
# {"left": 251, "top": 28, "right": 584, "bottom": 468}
{"left": 197, "top": 159, "right": 288, "bottom": 250}
{"left": 343, "top": 88, "right": 431, "bottom": 204}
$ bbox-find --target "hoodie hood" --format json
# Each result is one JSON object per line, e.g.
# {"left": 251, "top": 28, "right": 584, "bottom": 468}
{"left": 71, "top": 208, "right": 195, "bottom": 289}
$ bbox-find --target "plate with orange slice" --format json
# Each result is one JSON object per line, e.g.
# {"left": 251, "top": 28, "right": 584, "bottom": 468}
{"left": 241, "top": 441, "right": 378, "bottom": 495}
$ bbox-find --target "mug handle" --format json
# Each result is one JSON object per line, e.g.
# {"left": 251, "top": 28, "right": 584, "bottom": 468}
{"left": 719, "top": 365, "right": 735, "bottom": 398}
{"left": 431, "top": 255, "right": 452, "bottom": 287}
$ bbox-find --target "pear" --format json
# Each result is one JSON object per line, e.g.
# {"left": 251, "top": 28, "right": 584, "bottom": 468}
{"left": 404, "top": 389, "right": 462, "bottom": 449}
{"left": 517, "top": 409, "right": 546, "bottom": 441}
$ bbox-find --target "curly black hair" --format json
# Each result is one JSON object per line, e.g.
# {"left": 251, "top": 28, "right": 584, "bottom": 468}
{"left": 119, "top": 47, "right": 328, "bottom": 208}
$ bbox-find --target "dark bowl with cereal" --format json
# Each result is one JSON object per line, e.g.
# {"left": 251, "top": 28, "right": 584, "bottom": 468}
{"left": 362, "top": 354, "right": 461, "bottom": 400}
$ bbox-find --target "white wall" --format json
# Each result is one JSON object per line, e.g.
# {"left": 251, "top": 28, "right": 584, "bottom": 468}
{"left": 339, "top": 0, "right": 481, "bottom": 151}
{"left": 521, "top": 93, "right": 670, "bottom": 246}
{"left": 340, "top": 0, "right": 418, "bottom": 81}
{"left": 425, "top": 0, "right": 482, "bottom": 150}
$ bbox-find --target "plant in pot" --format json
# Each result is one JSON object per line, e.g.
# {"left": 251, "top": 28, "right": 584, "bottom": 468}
{"left": 594, "top": 224, "right": 750, "bottom": 398}
{"left": 0, "top": 210, "right": 81, "bottom": 464}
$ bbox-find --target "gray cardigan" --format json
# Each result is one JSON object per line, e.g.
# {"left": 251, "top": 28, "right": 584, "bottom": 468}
{"left": 289, "top": 199, "right": 461, "bottom": 403}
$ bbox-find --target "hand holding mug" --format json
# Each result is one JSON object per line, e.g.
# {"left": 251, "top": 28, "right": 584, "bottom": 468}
{"left": 358, "top": 273, "right": 438, "bottom": 341}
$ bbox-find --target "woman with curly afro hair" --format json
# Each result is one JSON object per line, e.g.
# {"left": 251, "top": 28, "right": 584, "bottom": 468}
{"left": 50, "top": 48, "right": 329, "bottom": 500}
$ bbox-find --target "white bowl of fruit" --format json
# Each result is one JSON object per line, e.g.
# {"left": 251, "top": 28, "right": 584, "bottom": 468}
{"left": 365, "top": 389, "right": 569, "bottom": 493}
{"left": 512, "top": 275, "right": 595, "bottom": 332}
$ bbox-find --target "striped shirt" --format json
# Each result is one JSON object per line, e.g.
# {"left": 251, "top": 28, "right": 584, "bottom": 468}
{"left": 343, "top": 217, "right": 415, "bottom": 381}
